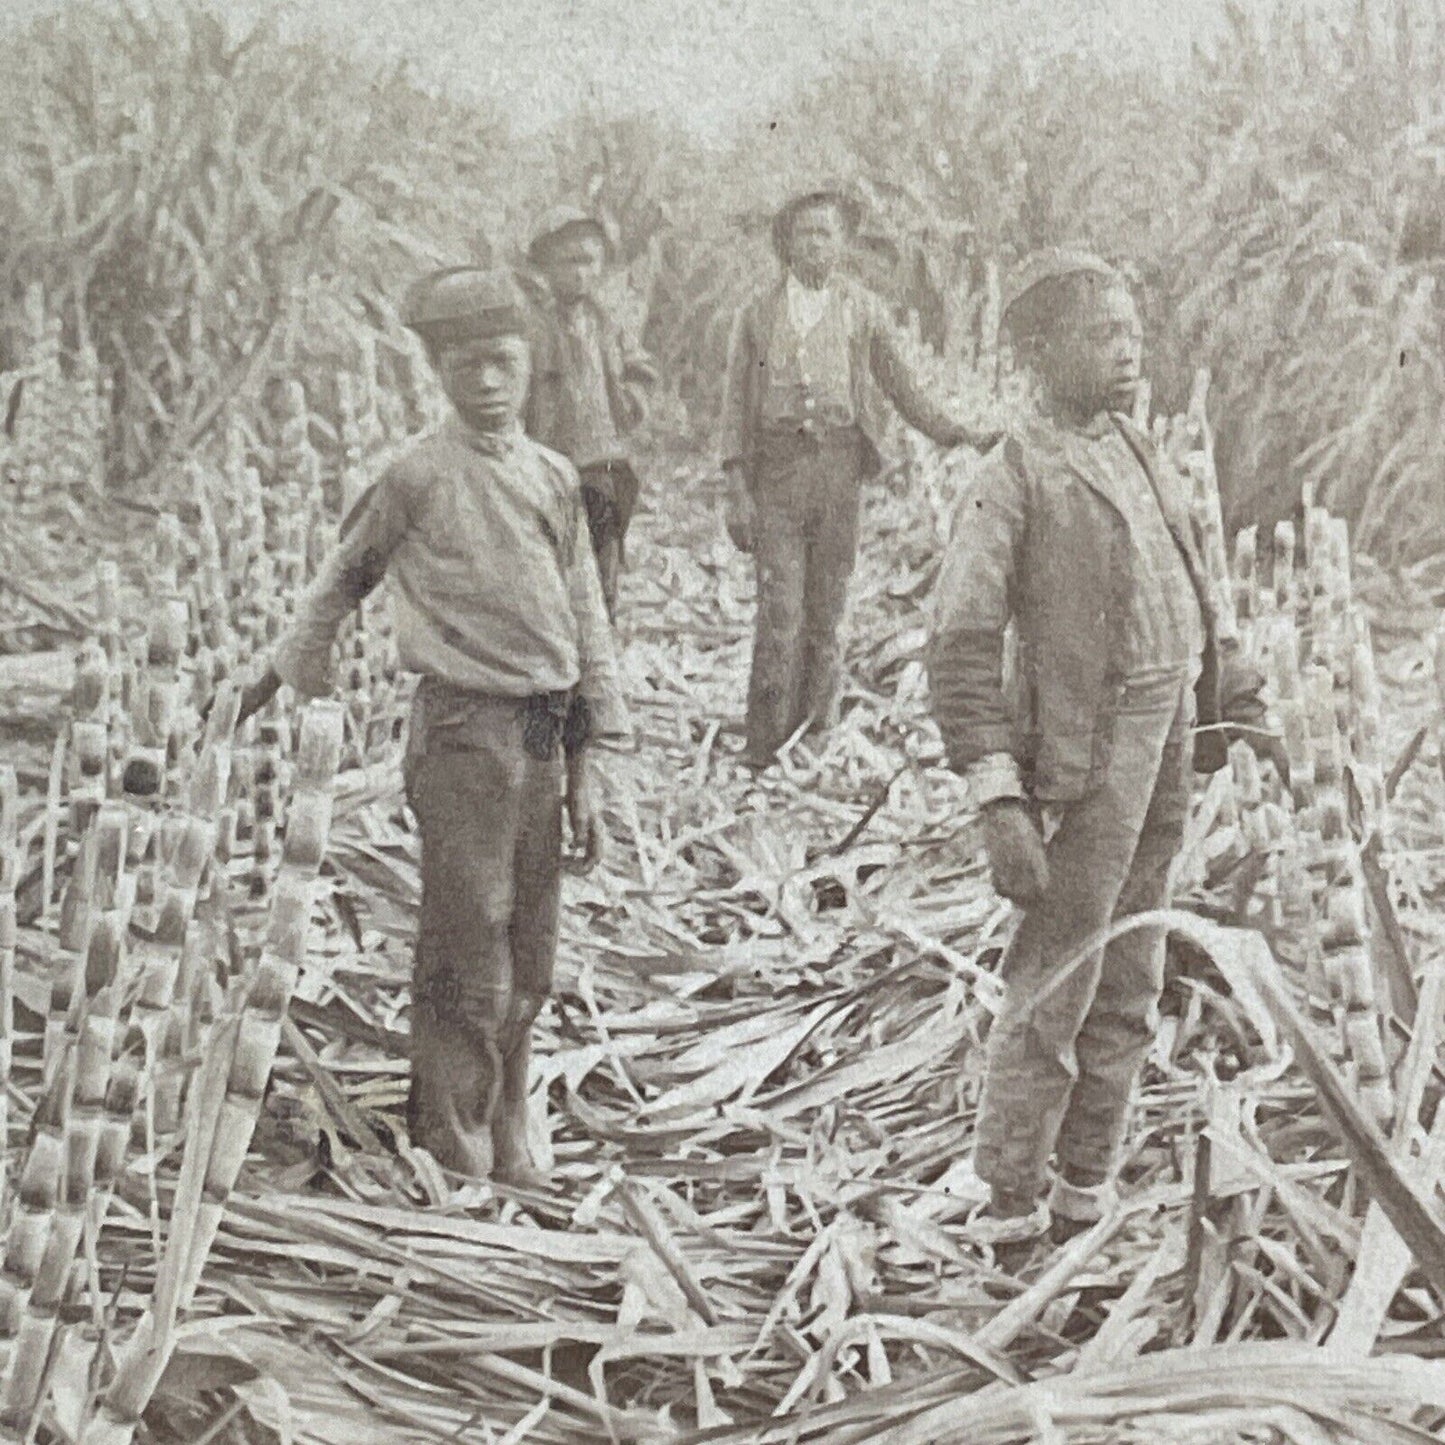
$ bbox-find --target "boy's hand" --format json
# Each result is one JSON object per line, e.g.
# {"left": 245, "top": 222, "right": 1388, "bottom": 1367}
{"left": 621, "top": 381, "right": 650, "bottom": 430}
{"left": 1217, "top": 649, "right": 1291, "bottom": 787}
{"left": 201, "top": 667, "right": 280, "bottom": 729}
{"left": 721, "top": 468, "right": 754, "bottom": 552}
{"left": 235, "top": 668, "right": 282, "bottom": 729}
{"left": 979, "top": 799, "right": 1050, "bottom": 906}
{"left": 565, "top": 751, "right": 604, "bottom": 873}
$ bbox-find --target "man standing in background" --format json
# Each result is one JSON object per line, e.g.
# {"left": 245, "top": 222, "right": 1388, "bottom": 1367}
{"left": 524, "top": 207, "right": 658, "bottom": 621}
{"left": 718, "top": 187, "right": 997, "bottom": 768}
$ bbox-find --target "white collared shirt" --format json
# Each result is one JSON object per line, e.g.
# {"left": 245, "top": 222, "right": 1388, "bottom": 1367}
{"left": 785, "top": 273, "right": 831, "bottom": 336}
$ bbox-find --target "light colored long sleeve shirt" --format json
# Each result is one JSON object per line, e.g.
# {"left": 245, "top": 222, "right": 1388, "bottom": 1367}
{"left": 272, "top": 419, "right": 630, "bottom": 741}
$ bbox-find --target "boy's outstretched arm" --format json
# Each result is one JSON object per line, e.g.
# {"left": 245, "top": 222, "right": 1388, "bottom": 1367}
{"left": 237, "top": 472, "right": 409, "bottom": 727}
{"left": 715, "top": 307, "right": 753, "bottom": 467}
{"left": 715, "top": 305, "right": 758, "bottom": 551}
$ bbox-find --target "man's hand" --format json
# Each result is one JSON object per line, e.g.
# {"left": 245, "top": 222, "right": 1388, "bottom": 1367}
{"left": 565, "top": 751, "right": 604, "bottom": 873}
{"left": 979, "top": 799, "right": 1050, "bottom": 906}
{"left": 946, "top": 424, "right": 1005, "bottom": 455}
{"left": 721, "top": 467, "right": 754, "bottom": 552}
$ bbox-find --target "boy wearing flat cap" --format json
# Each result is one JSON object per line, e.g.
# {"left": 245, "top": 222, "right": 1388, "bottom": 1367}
{"left": 523, "top": 207, "right": 658, "bottom": 621}
{"left": 927, "top": 250, "right": 1273, "bottom": 1245}
{"left": 234, "top": 267, "right": 630, "bottom": 1185}
{"left": 718, "top": 187, "right": 997, "bottom": 767}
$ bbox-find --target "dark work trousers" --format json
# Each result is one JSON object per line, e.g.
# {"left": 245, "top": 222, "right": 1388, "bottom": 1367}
{"left": 974, "top": 670, "right": 1196, "bottom": 1207}
{"left": 744, "top": 425, "right": 870, "bottom": 763}
{"left": 402, "top": 686, "right": 563, "bottom": 1177}
{"left": 579, "top": 460, "right": 640, "bottom": 623}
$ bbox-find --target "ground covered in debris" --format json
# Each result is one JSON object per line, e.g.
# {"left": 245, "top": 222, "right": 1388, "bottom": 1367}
{"left": 3, "top": 439, "right": 1439, "bottom": 1443}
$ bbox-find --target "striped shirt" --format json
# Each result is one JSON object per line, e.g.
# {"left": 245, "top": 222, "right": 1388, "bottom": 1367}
{"left": 1093, "top": 426, "right": 1205, "bottom": 679}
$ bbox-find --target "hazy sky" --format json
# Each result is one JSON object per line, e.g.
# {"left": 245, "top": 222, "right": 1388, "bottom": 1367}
{"left": 286, "top": 0, "right": 1203, "bottom": 136}
{"left": 11, "top": 0, "right": 1342, "bottom": 142}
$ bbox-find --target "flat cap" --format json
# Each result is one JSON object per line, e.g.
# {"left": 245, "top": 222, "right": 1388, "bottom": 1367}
{"left": 401, "top": 267, "right": 528, "bottom": 346}
{"left": 527, "top": 205, "right": 615, "bottom": 264}
{"left": 1002, "top": 248, "right": 1122, "bottom": 321}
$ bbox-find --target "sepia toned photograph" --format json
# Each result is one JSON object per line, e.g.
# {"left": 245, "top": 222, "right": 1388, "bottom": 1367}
{"left": 1, "top": 0, "right": 1444, "bottom": 1439}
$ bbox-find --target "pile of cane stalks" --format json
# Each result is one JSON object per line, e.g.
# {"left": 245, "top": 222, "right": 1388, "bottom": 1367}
{"left": 1, "top": 302, "right": 1445, "bottom": 1445}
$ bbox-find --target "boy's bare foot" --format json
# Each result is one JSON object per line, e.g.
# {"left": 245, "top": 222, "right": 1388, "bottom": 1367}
{"left": 491, "top": 1138, "right": 550, "bottom": 1192}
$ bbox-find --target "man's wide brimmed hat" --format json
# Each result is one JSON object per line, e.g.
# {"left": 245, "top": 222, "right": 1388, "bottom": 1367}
{"left": 1001, "top": 247, "right": 1123, "bottom": 322}
{"left": 527, "top": 205, "right": 615, "bottom": 264}
{"left": 771, "top": 186, "right": 864, "bottom": 257}
{"left": 401, "top": 267, "right": 529, "bottom": 347}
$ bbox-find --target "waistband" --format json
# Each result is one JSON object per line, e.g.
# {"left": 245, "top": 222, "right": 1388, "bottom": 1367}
{"left": 755, "top": 419, "right": 865, "bottom": 455}
{"left": 415, "top": 677, "right": 568, "bottom": 712}
{"left": 411, "top": 680, "right": 589, "bottom": 760}
{"left": 760, "top": 402, "right": 857, "bottom": 430}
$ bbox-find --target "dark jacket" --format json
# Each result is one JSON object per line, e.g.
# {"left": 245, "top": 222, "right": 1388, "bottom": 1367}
{"left": 716, "top": 276, "right": 968, "bottom": 481}
{"left": 523, "top": 294, "right": 656, "bottom": 463}
{"left": 927, "top": 412, "right": 1228, "bottom": 803}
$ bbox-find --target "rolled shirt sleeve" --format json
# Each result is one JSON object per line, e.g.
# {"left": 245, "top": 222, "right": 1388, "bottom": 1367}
{"left": 966, "top": 752, "right": 1026, "bottom": 807}
{"left": 271, "top": 471, "right": 410, "bottom": 699}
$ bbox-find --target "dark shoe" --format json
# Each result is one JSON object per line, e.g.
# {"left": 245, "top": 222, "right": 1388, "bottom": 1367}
{"left": 1048, "top": 1212, "right": 1093, "bottom": 1246}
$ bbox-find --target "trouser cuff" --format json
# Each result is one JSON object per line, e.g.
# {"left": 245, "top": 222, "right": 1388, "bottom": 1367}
{"left": 990, "top": 1186, "right": 1044, "bottom": 1218}
{"left": 1049, "top": 1172, "right": 1116, "bottom": 1223}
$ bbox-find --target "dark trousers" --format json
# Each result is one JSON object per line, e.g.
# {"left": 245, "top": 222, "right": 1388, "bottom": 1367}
{"left": 579, "top": 460, "right": 640, "bottom": 623}
{"left": 745, "top": 426, "right": 869, "bottom": 763}
{"left": 974, "top": 672, "right": 1196, "bottom": 1204}
{"left": 402, "top": 689, "right": 563, "bottom": 1175}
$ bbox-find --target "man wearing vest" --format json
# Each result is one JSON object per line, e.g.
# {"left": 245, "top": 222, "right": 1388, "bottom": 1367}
{"left": 927, "top": 250, "right": 1275, "bottom": 1247}
{"left": 717, "top": 187, "right": 998, "bottom": 767}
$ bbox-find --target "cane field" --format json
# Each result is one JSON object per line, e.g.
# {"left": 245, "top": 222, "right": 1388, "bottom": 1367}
{"left": 2, "top": 1, "right": 1445, "bottom": 1441}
